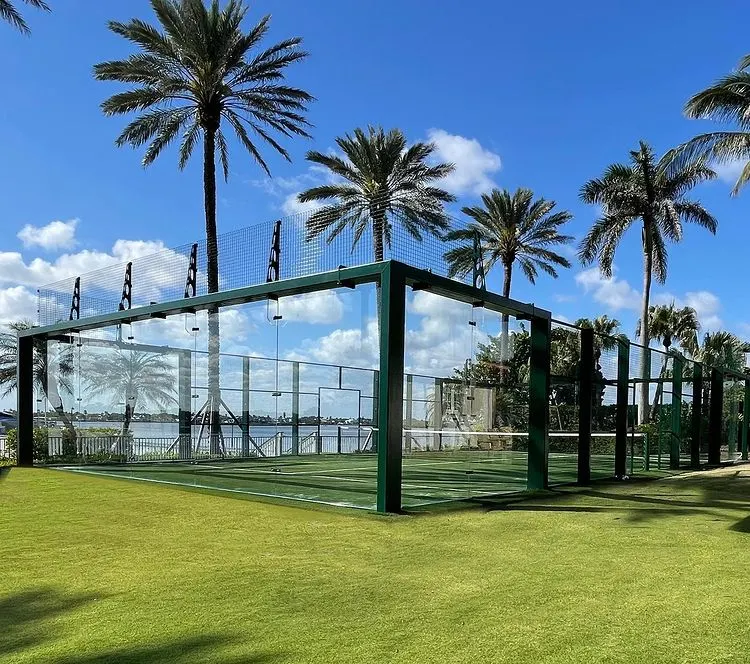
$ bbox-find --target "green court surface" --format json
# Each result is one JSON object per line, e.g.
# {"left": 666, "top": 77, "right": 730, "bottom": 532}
{"left": 58, "top": 451, "right": 636, "bottom": 509}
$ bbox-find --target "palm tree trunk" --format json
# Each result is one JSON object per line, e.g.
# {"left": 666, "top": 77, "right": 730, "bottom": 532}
{"left": 638, "top": 231, "right": 653, "bottom": 425}
{"left": 372, "top": 212, "right": 385, "bottom": 262}
{"left": 44, "top": 378, "right": 76, "bottom": 456}
{"left": 204, "top": 128, "right": 221, "bottom": 455}
{"left": 500, "top": 263, "right": 512, "bottom": 362}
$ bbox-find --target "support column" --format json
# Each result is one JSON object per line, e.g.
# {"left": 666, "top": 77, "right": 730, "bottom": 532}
{"left": 743, "top": 379, "right": 750, "bottom": 462}
{"left": 371, "top": 370, "right": 379, "bottom": 452}
{"left": 577, "top": 327, "right": 594, "bottom": 485}
{"left": 178, "top": 350, "right": 192, "bottom": 460}
{"left": 17, "top": 334, "right": 34, "bottom": 467}
{"left": 670, "top": 355, "right": 683, "bottom": 470}
{"left": 404, "top": 374, "right": 413, "bottom": 454}
{"left": 241, "top": 357, "right": 250, "bottom": 457}
{"left": 690, "top": 363, "right": 702, "bottom": 469}
{"left": 528, "top": 315, "right": 551, "bottom": 490}
{"left": 432, "top": 378, "right": 443, "bottom": 450}
{"left": 708, "top": 368, "right": 723, "bottom": 466}
{"left": 292, "top": 361, "right": 300, "bottom": 455}
{"left": 376, "top": 263, "right": 406, "bottom": 514}
{"left": 615, "top": 338, "right": 630, "bottom": 478}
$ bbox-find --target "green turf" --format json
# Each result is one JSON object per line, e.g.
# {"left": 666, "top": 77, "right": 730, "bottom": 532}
{"left": 4, "top": 466, "right": 750, "bottom": 663}
{"left": 55, "top": 451, "right": 641, "bottom": 510}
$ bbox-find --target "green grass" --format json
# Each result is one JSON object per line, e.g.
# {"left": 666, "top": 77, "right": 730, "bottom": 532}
{"left": 3, "top": 466, "right": 750, "bottom": 663}
{"left": 55, "top": 451, "right": 632, "bottom": 510}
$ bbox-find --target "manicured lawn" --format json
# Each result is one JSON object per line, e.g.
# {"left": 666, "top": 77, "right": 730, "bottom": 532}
{"left": 2, "top": 466, "right": 750, "bottom": 663}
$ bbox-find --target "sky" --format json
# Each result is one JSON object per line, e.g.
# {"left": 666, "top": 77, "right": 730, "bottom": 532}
{"left": 2, "top": 0, "right": 750, "bottom": 413}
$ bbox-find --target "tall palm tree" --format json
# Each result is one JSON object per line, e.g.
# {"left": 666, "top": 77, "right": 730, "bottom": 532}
{"left": 0, "top": 0, "right": 49, "bottom": 34}
{"left": 0, "top": 320, "right": 76, "bottom": 444}
{"left": 637, "top": 304, "right": 700, "bottom": 420}
{"left": 95, "top": 0, "right": 312, "bottom": 453}
{"left": 298, "top": 126, "right": 455, "bottom": 262}
{"left": 666, "top": 54, "right": 750, "bottom": 195}
{"left": 579, "top": 141, "right": 717, "bottom": 422}
{"left": 84, "top": 350, "right": 176, "bottom": 438}
{"left": 697, "top": 331, "right": 746, "bottom": 373}
{"left": 445, "top": 188, "right": 573, "bottom": 360}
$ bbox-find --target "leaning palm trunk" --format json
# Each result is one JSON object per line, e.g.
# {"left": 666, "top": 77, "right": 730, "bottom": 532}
{"left": 204, "top": 129, "right": 222, "bottom": 456}
{"left": 649, "top": 354, "right": 669, "bottom": 421}
{"left": 638, "top": 234, "right": 653, "bottom": 425}
{"left": 500, "top": 264, "right": 512, "bottom": 363}
{"left": 45, "top": 379, "right": 76, "bottom": 455}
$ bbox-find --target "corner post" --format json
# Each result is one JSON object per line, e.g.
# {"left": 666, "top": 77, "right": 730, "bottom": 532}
{"left": 404, "top": 374, "right": 413, "bottom": 454}
{"left": 691, "top": 363, "right": 702, "bottom": 469}
{"left": 743, "top": 379, "right": 750, "bottom": 462}
{"left": 291, "top": 361, "right": 300, "bottom": 456}
{"left": 178, "top": 350, "right": 192, "bottom": 459}
{"left": 242, "top": 357, "right": 250, "bottom": 457}
{"left": 670, "top": 355, "right": 683, "bottom": 470}
{"left": 615, "top": 338, "right": 630, "bottom": 478}
{"left": 528, "top": 315, "right": 551, "bottom": 490}
{"left": 577, "top": 327, "right": 594, "bottom": 485}
{"left": 376, "top": 262, "right": 406, "bottom": 513}
{"left": 17, "top": 334, "right": 35, "bottom": 467}
{"left": 708, "top": 368, "right": 723, "bottom": 466}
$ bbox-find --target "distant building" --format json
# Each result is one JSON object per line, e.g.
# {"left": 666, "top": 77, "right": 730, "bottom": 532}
{"left": 0, "top": 411, "right": 17, "bottom": 433}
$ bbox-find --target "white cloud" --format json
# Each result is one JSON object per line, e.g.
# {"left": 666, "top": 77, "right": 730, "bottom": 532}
{"left": 291, "top": 319, "right": 380, "bottom": 368}
{"left": 278, "top": 291, "right": 344, "bottom": 324}
{"left": 712, "top": 159, "right": 746, "bottom": 185}
{"left": 251, "top": 169, "right": 329, "bottom": 218}
{"left": 575, "top": 267, "right": 641, "bottom": 312}
{"left": 426, "top": 128, "right": 501, "bottom": 196}
{"left": 0, "top": 286, "right": 38, "bottom": 324}
{"left": 653, "top": 290, "right": 722, "bottom": 332}
{"left": 17, "top": 219, "right": 79, "bottom": 251}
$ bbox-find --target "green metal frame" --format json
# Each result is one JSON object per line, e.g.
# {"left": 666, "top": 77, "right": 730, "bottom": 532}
{"left": 15, "top": 259, "right": 557, "bottom": 512}
{"left": 615, "top": 339, "right": 629, "bottom": 478}
{"left": 743, "top": 380, "right": 750, "bottom": 462}
{"left": 690, "top": 363, "right": 703, "bottom": 470}
{"left": 708, "top": 368, "right": 723, "bottom": 466}
{"left": 577, "top": 327, "right": 594, "bottom": 485}
{"left": 670, "top": 356, "right": 683, "bottom": 470}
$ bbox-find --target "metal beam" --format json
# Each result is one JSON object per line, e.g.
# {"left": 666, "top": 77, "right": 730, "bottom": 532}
{"left": 16, "top": 334, "right": 34, "bottom": 467}
{"left": 708, "top": 368, "right": 723, "bottom": 466}
{"left": 615, "top": 339, "right": 629, "bottom": 478}
{"left": 691, "top": 363, "right": 702, "bottom": 469}
{"left": 178, "top": 350, "right": 192, "bottom": 460}
{"left": 242, "top": 357, "right": 250, "bottom": 457}
{"left": 743, "top": 379, "right": 750, "bottom": 462}
{"left": 377, "top": 262, "right": 406, "bottom": 513}
{"left": 23, "top": 262, "right": 387, "bottom": 339}
{"left": 671, "top": 355, "right": 683, "bottom": 470}
{"left": 577, "top": 327, "right": 594, "bottom": 485}
{"left": 292, "top": 361, "right": 300, "bottom": 456}
{"left": 528, "top": 316, "right": 550, "bottom": 490}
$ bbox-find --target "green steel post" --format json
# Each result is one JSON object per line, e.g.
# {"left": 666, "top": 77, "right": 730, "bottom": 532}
{"left": 743, "top": 379, "right": 750, "bottom": 461}
{"left": 708, "top": 368, "right": 723, "bottom": 466}
{"left": 615, "top": 339, "right": 630, "bottom": 478}
{"left": 178, "top": 350, "right": 192, "bottom": 459}
{"left": 16, "top": 333, "right": 34, "bottom": 467}
{"left": 372, "top": 370, "right": 379, "bottom": 451}
{"left": 577, "top": 327, "right": 594, "bottom": 485}
{"left": 241, "top": 357, "right": 250, "bottom": 457}
{"left": 376, "top": 263, "right": 406, "bottom": 513}
{"left": 528, "top": 316, "right": 551, "bottom": 490}
{"left": 690, "top": 363, "right": 702, "bottom": 469}
{"left": 292, "top": 361, "right": 300, "bottom": 455}
{"left": 433, "top": 378, "right": 443, "bottom": 450}
{"left": 670, "top": 356, "right": 683, "bottom": 470}
{"left": 405, "top": 374, "right": 413, "bottom": 454}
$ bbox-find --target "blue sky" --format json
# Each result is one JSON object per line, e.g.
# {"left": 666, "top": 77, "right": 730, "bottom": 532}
{"left": 2, "top": 0, "right": 750, "bottom": 413}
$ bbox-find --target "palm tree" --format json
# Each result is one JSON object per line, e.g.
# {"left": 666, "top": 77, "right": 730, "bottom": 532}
{"left": 0, "top": 320, "right": 76, "bottom": 445}
{"left": 445, "top": 188, "right": 573, "bottom": 360}
{"left": 1, "top": 0, "right": 49, "bottom": 34}
{"left": 84, "top": 350, "right": 176, "bottom": 441}
{"left": 698, "top": 331, "right": 746, "bottom": 373}
{"left": 579, "top": 141, "right": 717, "bottom": 422}
{"left": 637, "top": 304, "right": 699, "bottom": 420}
{"left": 666, "top": 54, "right": 750, "bottom": 195}
{"left": 298, "top": 126, "right": 455, "bottom": 262}
{"left": 95, "top": 0, "right": 312, "bottom": 454}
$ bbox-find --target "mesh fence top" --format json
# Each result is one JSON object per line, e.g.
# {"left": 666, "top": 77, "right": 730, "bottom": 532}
{"left": 37, "top": 208, "right": 474, "bottom": 326}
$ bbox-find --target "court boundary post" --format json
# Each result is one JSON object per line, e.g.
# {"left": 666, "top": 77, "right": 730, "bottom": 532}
{"left": 671, "top": 355, "right": 683, "bottom": 470}
{"left": 178, "top": 350, "right": 192, "bottom": 459}
{"left": 377, "top": 262, "right": 405, "bottom": 514}
{"left": 743, "top": 379, "right": 750, "bottom": 461}
{"left": 577, "top": 327, "right": 594, "bottom": 485}
{"left": 17, "top": 333, "right": 34, "bottom": 467}
{"left": 291, "top": 361, "right": 300, "bottom": 456}
{"left": 528, "top": 315, "right": 550, "bottom": 490}
{"left": 615, "top": 339, "right": 629, "bottom": 478}
{"left": 708, "top": 368, "right": 723, "bottom": 466}
{"left": 690, "top": 363, "right": 702, "bottom": 469}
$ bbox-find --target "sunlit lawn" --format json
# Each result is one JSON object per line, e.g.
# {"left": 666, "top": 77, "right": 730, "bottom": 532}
{"left": 2, "top": 465, "right": 750, "bottom": 663}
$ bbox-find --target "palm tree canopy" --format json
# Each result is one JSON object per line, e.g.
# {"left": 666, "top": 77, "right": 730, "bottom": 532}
{"left": 0, "top": 320, "right": 73, "bottom": 398}
{"left": 579, "top": 141, "right": 717, "bottom": 283}
{"left": 666, "top": 54, "right": 750, "bottom": 195}
{"left": 444, "top": 187, "right": 573, "bottom": 282}
{"left": 637, "top": 304, "right": 699, "bottom": 356}
{"left": 298, "top": 126, "right": 455, "bottom": 255}
{"left": 0, "top": 0, "right": 49, "bottom": 34}
{"left": 84, "top": 350, "right": 176, "bottom": 413}
{"left": 698, "top": 331, "right": 747, "bottom": 372}
{"left": 574, "top": 315, "right": 624, "bottom": 352}
{"left": 93, "top": 0, "right": 312, "bottom": 178}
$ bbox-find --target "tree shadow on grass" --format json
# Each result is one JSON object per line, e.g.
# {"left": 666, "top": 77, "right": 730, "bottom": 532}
{"left": 0, "top": 588, "right": 285, "bottom": 664}
{"left": 0, "top": 588, "right": 103, "bottom": 658}
{"left": 484, "top": 469, "right": 750, "bottom": 531}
